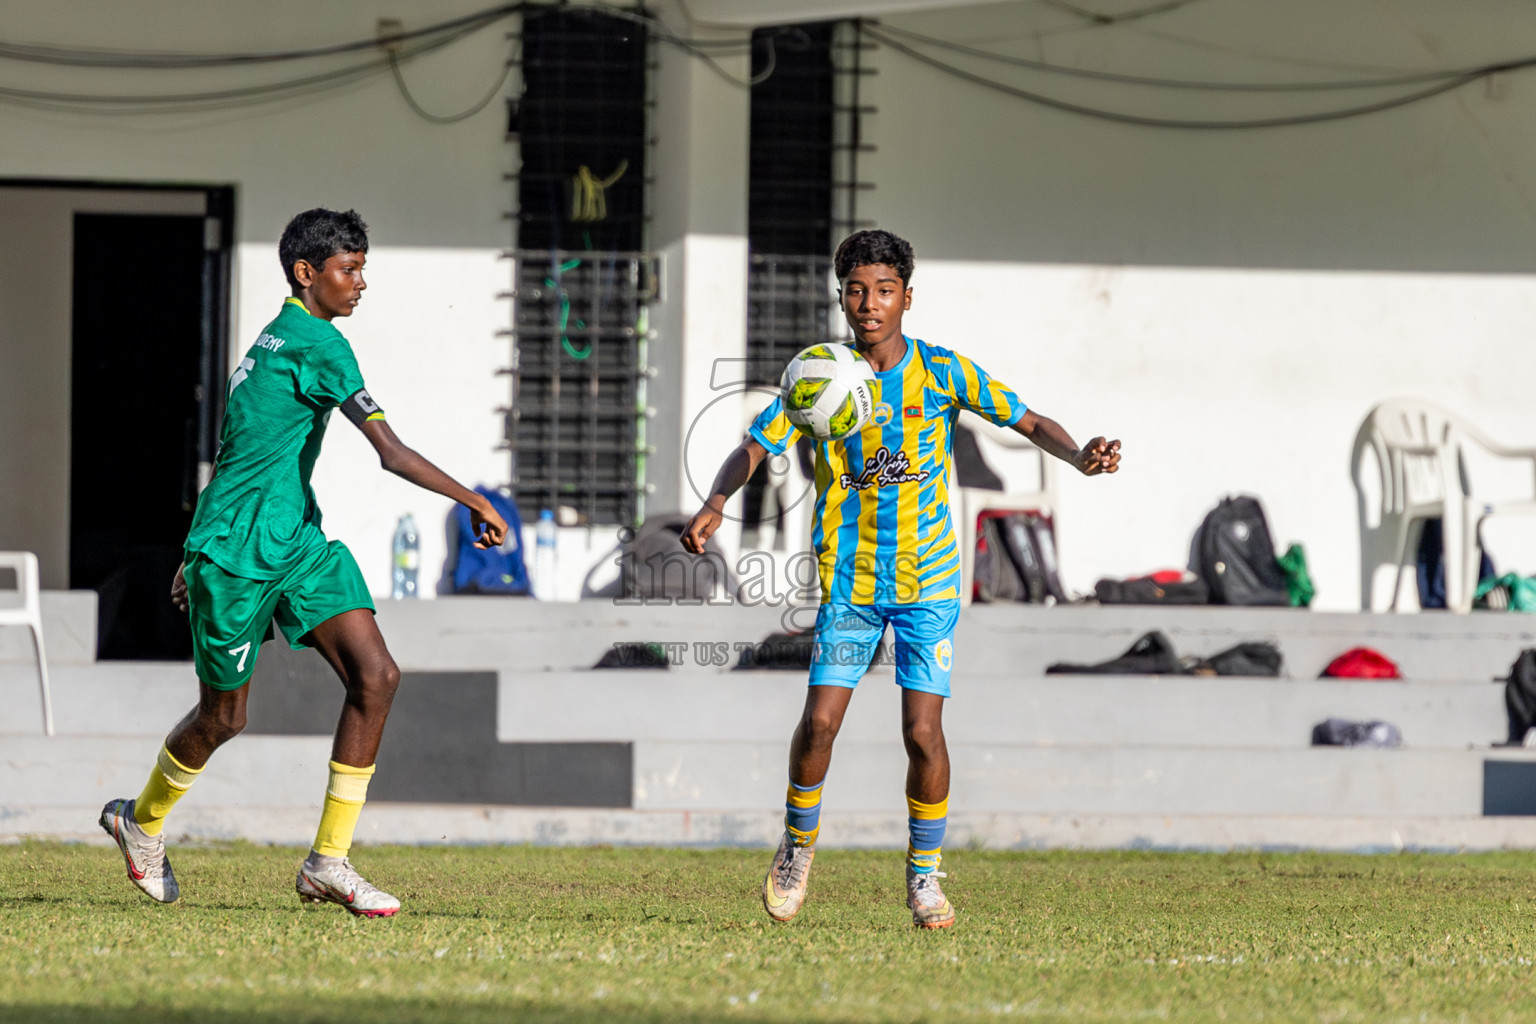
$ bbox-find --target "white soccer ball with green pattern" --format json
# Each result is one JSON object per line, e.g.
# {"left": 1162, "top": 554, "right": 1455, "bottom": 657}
{"left": 780, "top": 343, "right": 878, "bottom": 442}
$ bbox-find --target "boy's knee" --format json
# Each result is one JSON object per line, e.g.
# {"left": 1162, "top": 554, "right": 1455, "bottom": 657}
{"left": 801, "top": 708, "right": 843, "bottom": 747}
{"left": 902, "top": 718, "right": 945, "bottom": 757}
{"left": 197, "top": 699, "right": 247, "bottom": 744}
{"left": 350, "top": 657, "right": 401, "bottom": 711}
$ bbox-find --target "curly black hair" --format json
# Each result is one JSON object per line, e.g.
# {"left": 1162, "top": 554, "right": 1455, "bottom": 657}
{"left": 833, "top": 229, "right": 915, "bottom": 285}
{"left": 278, "top": 208, "right": 369, "bottom": 289}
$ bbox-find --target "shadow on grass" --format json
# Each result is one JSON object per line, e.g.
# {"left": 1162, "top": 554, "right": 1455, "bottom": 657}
{"left": 0, "top": 998, "right": 836, "bottom": 1024}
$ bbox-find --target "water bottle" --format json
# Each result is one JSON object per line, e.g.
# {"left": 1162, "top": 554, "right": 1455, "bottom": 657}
{"left": 534, "top": 509, "right": 558, "bottom": 601}
{"left": 391, "top": 513, "right": 419, "bottom": 599}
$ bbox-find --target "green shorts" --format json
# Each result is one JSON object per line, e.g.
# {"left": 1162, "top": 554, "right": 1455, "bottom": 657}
{"left": 184, "top": 541, "right": 375, "bottom": 691}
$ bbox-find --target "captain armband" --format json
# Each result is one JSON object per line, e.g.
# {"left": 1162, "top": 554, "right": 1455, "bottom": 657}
{"left": 340, "top": 388, "right": 386, "bottom": 426}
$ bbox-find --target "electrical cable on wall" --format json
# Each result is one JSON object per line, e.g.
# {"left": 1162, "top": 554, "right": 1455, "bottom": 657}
{"left": 0, "top": 1, "right": 772, "bottom": 116}
{"left": 387, "top": 47, "right": 514, "bottom": 123}
{"left": 4, "top": 0, "right": 1528, "bottom": 126}
{"left": 870, "top": 21, "right": 1536, "bottom": 92}
{"left": 863, "top": 25, "right": 1515, "bottom": 130}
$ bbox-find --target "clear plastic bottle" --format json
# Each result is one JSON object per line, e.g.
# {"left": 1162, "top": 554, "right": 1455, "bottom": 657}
{"left": 391, "top": 513, "right": 419, "bottom": 599}
{"left": 534, "top": 509, "right": 558, "bottom": 601}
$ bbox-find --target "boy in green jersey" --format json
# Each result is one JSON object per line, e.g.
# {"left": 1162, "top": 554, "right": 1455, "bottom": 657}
{"left": 100, "top": 208, "right": 507, "bottom": 917}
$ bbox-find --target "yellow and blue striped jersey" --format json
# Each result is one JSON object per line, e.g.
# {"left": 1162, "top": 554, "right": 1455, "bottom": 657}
{"left": 749, "top": 336, "right": 1026, "bottom": 605}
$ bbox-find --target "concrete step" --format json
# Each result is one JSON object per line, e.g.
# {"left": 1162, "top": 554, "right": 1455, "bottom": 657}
{"left": 15, "top": 806, "right": 1536, "bottom": 853}
{"left": 0, "top": 591, "right": 97, "bottom": 665}
{"left": 498, "top": 670, "right": 1508, "bottom": 749}
{"left": 632, "top": 742, "right": 1536, "bottom": 818}
{"left": 2, "top": 735, "right": 335, "bottom": 810}
{"left": 0, "top": 662, "right": 196, "bottom": 735}
{"left": 368, "top": 599, "right": 1536, "bottom": 682}
{"left": 14, "top": 736, "right": 1531, "bottom": 820}
{"left": 3, "top": 658, "right": 1510, "bottom": 750}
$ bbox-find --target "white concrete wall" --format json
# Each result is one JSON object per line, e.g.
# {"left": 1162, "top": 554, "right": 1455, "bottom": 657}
{"left": 0, "top": 1, "right": 513, "bottom": 596}
{"left": 8, "top": 0, "right": 1536, "bottom": 608}
{"left": 900, "top": 262, "right": 1536, "bottom": 606}
{"left": 847, "top": 1, "right": 1536, "bottom": 607}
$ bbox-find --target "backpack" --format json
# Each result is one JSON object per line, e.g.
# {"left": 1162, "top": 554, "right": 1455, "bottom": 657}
{"left": 593, "top": 642, "right": 671, "bottom": 670}
{"left": 450, "top": 486, "right": 530, "bottom": 595}
{"left": 1046, "top": 631, "right": 1181, "bottom": 675}
{"left": 1311, "top": 718, "right": 1404, "bottom": 748}
{"left": 973, "top": 511, "right": 1067, "bottom": 604}
{"left": 1503, "top": 650, "right": 1536, "bottom": 744}
{"left": 1195, "top": 496, "right": 1289, "bottom": 606}
{"left": 1193, "top": 640, "right": 1284, "bottom": 677}
{"left": 1094, "top": 573, "right": 1209, "bottom": 605}
{"left": 1320, "top": 647, "right": 1401, "bottom": 679}
{"left": 622, "top": 514, "right": 737, "bottom": 603}
{"left": 734, "top": 630, "right": 815, "bottom": 670}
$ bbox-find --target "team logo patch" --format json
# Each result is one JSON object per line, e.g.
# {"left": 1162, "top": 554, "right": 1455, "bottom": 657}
{"left": 934, "top": 639, "right": 953, "bottom": 671}
{"left": 872, "top": 403, "right": 894, "bottom": 426}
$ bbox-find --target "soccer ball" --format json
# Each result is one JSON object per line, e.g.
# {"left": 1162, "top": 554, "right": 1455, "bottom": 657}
{"left": 780, "top": 343, "right": 878, "bottom": 442}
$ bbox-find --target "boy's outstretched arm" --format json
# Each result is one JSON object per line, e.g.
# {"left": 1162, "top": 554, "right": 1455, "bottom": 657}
{"left": 359, "top": 419, "right": 508, "bottom": 549}
{"left": 681, "top": 438, "right": 769, "bottom": 554}
{"left": 1012, "top": 410, "right": 1121, "bottom": 476}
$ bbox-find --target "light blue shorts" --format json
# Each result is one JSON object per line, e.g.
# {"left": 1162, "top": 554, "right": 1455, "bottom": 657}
{"left": 808, "top": 598, "right": 960, "bottom": 698}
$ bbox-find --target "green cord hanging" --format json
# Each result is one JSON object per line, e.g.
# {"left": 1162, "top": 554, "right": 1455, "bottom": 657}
{"left": 543, "top": 257, "right": 591, "bottom": 360}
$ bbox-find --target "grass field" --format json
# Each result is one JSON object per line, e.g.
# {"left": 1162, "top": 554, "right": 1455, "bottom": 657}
{"left": 4, "top": 843, "right": 1536, "bottom": 1023}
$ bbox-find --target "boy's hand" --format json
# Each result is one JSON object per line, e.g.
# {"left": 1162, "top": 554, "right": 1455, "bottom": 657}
{"left": 471, "top": 500, "right": 508, "bottom": 550}
{"left": 1074, "top": 437, "right": 1121, "bottom": 476}
{"left": 681, "top": 504, "right": 724, "bottom": 555}
{"left": 170, "top": 563, "right": 188, "bottom": 613}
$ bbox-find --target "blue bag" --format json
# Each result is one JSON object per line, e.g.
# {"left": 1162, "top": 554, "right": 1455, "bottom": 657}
{"left": 451, "top": 486, "right": 529, "bottom": 595}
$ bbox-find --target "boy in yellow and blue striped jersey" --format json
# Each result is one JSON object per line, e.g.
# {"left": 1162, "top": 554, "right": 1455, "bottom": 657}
{"left": 683, "top": 229, "right": 1121, "bottom": 929}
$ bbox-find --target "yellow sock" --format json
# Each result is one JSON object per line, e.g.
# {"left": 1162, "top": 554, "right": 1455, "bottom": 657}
{"left": 313, "top": 760, "right": 375, "bottom": 858}
{"left": 133, "top": 745, "right": 203, "bottom": 836}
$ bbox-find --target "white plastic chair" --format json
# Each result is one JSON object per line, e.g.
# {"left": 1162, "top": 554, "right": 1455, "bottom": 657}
{"left": 954, "top": 418, "right": 1057, "bottom": 606}
{"left": 1352, "top": 399, "right": 1536, "bottom": 613}
{"left": 0, "top": 552, "right": 53, "bottom": 734}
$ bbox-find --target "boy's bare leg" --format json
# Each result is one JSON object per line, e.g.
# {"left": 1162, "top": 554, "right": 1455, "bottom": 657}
{"left": 302, "top": 608, "right": 401, "bottom": 767}
{"left": 100, "top": 679, "right": 247, "bottom": 904}
{"left": 764, "top": 685, "right": 855, "bottom": 921}
{"left": 291, "top": 608, "right": 402, "bottom": 916}
{"left": 787, "top": 684, "right": 855, "bottom": 786}
{"left": 900, "top": 689, "right": 955, "bottom": 928}
{"left": 900, "top": 690, "right": 949, "bottom": 804}
{"left": 164, "top": 682, "right": 250, "bottom": 768}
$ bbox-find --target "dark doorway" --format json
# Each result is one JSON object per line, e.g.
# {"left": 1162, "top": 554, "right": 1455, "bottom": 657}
{"left": 71, "top": 212, "right": 215, "bottom": 660}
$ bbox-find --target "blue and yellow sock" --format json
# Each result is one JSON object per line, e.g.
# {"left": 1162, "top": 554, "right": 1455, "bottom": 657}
{"left": 907, "top": 794, "right": 947, "bottom": 874}
{"left": 785, "top": 778, "right": 824, "bottom": 847}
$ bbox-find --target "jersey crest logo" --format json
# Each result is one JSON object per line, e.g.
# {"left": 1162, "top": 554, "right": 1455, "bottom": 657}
{"left": 934, "top": 639, "right": 953, "bottom": 671}
{"left": 871, "top": 403, "right": 894, "bottom": 427}
{"left": 840, "top": 446, "right": 930, "bottom": 492}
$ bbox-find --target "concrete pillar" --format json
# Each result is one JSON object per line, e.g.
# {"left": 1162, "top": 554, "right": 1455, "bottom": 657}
{"left": 645, "top": 4, "right": 751, "bottom": 548}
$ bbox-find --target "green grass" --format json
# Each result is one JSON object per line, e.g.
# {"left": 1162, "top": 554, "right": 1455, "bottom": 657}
{"left": 4, "top": 843, "right": 1536, "bottom": 1023}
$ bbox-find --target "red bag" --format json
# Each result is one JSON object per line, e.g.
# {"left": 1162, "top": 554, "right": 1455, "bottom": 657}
{"left": 1321, "top": 647, "right": 1401, "bottom": 679}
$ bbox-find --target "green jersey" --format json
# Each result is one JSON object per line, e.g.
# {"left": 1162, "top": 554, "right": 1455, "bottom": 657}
{"left": 185, "top": 297, "right": 384, "bottom": 580}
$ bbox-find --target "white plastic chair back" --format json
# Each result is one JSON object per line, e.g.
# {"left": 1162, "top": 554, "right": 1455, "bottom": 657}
{"left": 1353, "top": 399, "right": 1536, "bottom": 612}
{"left": 0, "top": 552, "right": 53, "bottom": 734}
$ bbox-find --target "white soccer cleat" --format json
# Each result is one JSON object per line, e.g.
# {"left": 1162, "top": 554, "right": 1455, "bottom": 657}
{"left": 762, "top": 831, "right": 816, "bottom": 922}
{"left": 906, "top": 865, "right": 956, "bottom": 929}
{"left": 296, "top": 854, "right": 400, "bottom": 918}
{"left": 98, "top": 798, "right": 180, "bottom": 904}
